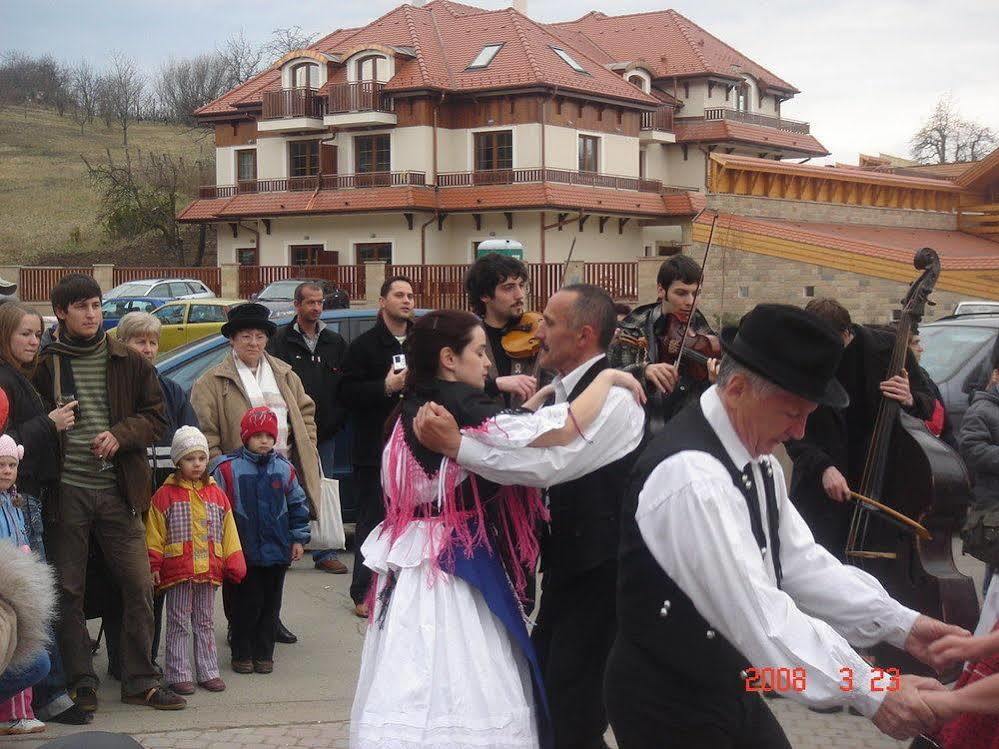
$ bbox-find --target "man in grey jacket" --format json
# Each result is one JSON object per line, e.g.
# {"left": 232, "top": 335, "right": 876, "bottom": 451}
{"left": 959, "top": 352, "right": 999, "bottom": 513}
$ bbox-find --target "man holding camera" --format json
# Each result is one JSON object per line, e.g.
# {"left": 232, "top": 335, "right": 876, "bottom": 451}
{"left": 339, "top": 276, "right": 414, "bottom": 618}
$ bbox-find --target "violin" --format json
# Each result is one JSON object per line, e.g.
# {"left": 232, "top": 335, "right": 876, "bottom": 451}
{"left": 501, "top": 311, "right": 543, "bottom": 360}
{"left": 662, "top": 312, "right": 721, "bottom": 382}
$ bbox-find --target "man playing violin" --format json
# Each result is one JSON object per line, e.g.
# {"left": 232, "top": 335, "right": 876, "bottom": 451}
{"left": 786, "top": 298, "right": 935, "bottom": 563}
{"left": 609, "top": 255, "right": 721, "bottom": 434}
{"left": 464, "top": 253, "right": 539, "bottom": 408}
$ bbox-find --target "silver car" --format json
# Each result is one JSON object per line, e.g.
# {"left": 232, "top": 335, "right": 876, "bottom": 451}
{"left": 104, "top": 278, "right": 216, "bottom": 301}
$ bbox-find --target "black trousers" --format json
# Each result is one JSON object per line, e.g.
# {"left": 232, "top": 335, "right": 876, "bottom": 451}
{"left": 350, "top": 465, "right": 384, "bottom": 605}
{"left": 532, "top": 561, "right": 617, "bottom": 749}
{"left": 225, "top": 565, "right": 286, "bottom": 662}
{"left": 604, "top": 638, "right": 791, "bottom": 749}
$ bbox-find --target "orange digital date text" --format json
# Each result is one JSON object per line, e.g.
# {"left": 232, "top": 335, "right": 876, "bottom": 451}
{"left": 743, "top": 666, "right": 901, "bottom": 693}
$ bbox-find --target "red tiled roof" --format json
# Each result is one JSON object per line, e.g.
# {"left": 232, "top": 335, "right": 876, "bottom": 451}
{"left": 179, "top": 184, "right": 702, "bottom": 222}
{"left": 697, "top": 213, "right": 999, "bottom": 270}
{"left": 710, "top": 153, "right": 965, "bottom": 190}
{"left": 674, "top": 120, "right": 828, "bottom": 156}
{"left": 553, "top": 9, "right": 797, "bottom": 92}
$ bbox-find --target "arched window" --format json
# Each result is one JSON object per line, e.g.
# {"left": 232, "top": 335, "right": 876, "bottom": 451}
{"left": 355, "top": 54, "right": 386, "bottom": 82}
{"left": 291, "top": 62, "right": 320, "bottom": 90}
{"left": 735, "top": 82, "right": 749, "bottom": 112}
{"left": 627, "top": 74, "right": 646, "bottom": 91}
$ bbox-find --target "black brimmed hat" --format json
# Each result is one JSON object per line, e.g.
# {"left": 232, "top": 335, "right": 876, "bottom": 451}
{"left": 221, "top": 302, "right": 276, "bottom": 339}
{"left": 720, "top": 304, "right": 849, "bottom": 408}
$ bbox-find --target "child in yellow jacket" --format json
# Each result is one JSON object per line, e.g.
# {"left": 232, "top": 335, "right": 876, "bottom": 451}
{"left": 146, "top": 426, "right": 246, "bottom": 695}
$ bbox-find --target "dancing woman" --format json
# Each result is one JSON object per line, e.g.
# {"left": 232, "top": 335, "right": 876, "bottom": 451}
{"left": 350, "top": 310, "right": 644, "bottom": 749}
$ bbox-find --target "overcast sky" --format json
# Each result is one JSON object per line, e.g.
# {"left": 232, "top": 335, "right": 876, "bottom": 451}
{"left": 4, "top": 0, "right": 997, "bottom": 164}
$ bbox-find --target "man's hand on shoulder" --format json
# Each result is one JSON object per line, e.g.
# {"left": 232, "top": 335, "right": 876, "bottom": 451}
{"left": 413, "top": 402, "right": 461, "bottom": 459}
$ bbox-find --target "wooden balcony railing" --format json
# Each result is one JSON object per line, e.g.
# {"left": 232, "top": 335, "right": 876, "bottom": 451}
{"left": 700, "top": 107, "right": 810, "bottom": 134}
{"left": 436, "top": 168, "right": 665, "bottom": 194}
{"left": 640, "top": 106, "right": 675, "bottom": 132}
{"left": 261, "top": 87, "right": 325, "bottom": 120}
{"left": 326, "top": 81, "right": 393, "bottom": 114}
{"left": 198, "top": 171, "right": 427, "bottom": 199}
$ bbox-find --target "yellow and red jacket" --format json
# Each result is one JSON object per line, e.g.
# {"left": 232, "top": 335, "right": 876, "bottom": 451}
{"left": 146, "top": 474, "right": 246, "bottom": 591}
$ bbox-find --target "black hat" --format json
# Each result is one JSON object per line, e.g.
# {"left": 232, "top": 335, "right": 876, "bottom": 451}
{"left": 720, "top": 304, "right": 849, "bottom": 408}
{"left": 221, "top": 302, "right": 276, "bottom": 339}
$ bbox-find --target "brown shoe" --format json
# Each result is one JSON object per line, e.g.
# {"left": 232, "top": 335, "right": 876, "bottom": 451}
{"left": 315, "top": 558, "right": 349, "bottom": 574}
{"left": 231, "top": 659, "right": 253, "bottom": 674}
{"left": 168, "top": 681, "right": 195, "bottom": 695}
{"left": 198, "top": 677, "right": 226, "bottom": 692}
{"left": 72, "top": 686, "right": 98, "bottom": 713}
{"left": 121, "top": 687, "right": 186, "bottom": 711}
{"left": 253, "top": 659, "right": 273, "bottom": 674}
{"left": 352, "top": 602, "right": 369, "bottom": 619}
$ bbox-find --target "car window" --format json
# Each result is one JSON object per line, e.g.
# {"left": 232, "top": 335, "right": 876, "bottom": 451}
{"left": 166, "top": 282, "right": 188, "bottom": 297}
{"left": 920, "top": 325, "right": 996, "bottom": 382}
{"left": 101, "top": 300, "right": 125, "bottom": 317}
{"left": 136, "top": 300, "right": 158, "bottom": 312}
{"left": 148, "top": 283, "right": 172, "bottom": 298}
{"left": 350, "top": 316, "right": 377, "bottom": 340}
{"left": 153, "top": 304, "right": 186, "bottom": 325}
{"left": 108, "top": 282, "right": 149, "bottom": 299}
{"left": 188, "top": 304, "right": 227, "bottom": 324}
{"left": 162, "top": 345, "right": 230, "bottom": 394}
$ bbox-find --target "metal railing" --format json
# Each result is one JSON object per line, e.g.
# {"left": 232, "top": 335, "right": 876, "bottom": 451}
{"left": 326, "top": 81, "right": 393, "bottom": 114}
{"left": 261, "top": 87, "right": 325, "bottom": 120}
{"left": 700, "top": 107, "right": 810, "bottom": 134}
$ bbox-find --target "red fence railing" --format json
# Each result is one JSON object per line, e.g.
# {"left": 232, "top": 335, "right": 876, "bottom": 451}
{"left": 112, "top": 267, "right": 222, "bottom": 296}
{"left": 19, "top": 267, "right": 94, "bottom": 302}
{"left": 238, "top": 265, "right": 366, "bottom": 301}
{"left": 584, "top": 262, "right": 638, "bottom": 301}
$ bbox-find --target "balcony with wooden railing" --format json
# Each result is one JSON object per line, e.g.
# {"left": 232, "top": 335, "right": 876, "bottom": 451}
{"left": 698, "top": 107, "right": 810, "bottom": 134}
{"left": 326, "top": 81, "right": 393, "bottom": 114}
{"left": 435, "top": 168, "right": 667, "bottom": 194}
{"left": 261, "top": 87, "right": 325, "bottom": 120}
{"left": 640, "top": 105, "right": 675, "bottom": 132}
{"left": 197, "top": 171, "right": 427, "bottom": 199}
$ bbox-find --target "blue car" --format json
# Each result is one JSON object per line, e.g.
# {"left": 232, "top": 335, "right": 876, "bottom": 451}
{"left": 155, "top": 308, "right": 428, "bottom": 524}
{"left": 100, "top": 297, "right": 165, "bottom": 330}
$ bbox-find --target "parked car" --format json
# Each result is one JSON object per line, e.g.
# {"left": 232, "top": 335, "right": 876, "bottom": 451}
{"left": 252, "top": 279, "right": 349, "bottom": 316}
{"left": 954, "top": 300, "right": 999, "bottom": 317}
{"left": 105, "top": 278, "right": 216, "bottom": 301}
{"left": 155, "top": 308, "right": 427, "bottom": 525}
{"left": 919, "top": 313, "right": 999, "bottom": 433}
{"left": 100, "top": 296, "right": 165, "bottom": 330}
{"left": 145, "top": 298, "right": 245, "bottom": 352}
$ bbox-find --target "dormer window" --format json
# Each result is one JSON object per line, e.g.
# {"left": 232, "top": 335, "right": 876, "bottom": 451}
{"left": 467, "top": 44, "right": 503, "bottom": 70}
{"left": 355, "top": 54, "right": 387, "bottom": 82}
{"left": 551, "top": 47, "right": 587, "bottom": 74}
{"left": 292, "top": 62, "right": 320, "bottom": 89}
{"left": 736, "top": 82, "right": 749, "bottom": 112}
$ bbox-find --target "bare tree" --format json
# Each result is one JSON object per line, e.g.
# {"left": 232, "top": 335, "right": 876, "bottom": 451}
{"left": 105, "top": 53, "right": 144, "bottom": 147}
{"left": 218, "top": 30, "right": 264, "bottom": 87}
{"left": 910, "top": 94, "right": 998, "bottom": 164}
{"left": 94, "top": 74, "right": 116, "bottom": 130}
{"left": 71, "top": 59, "right": 98, "bottom": 132}
{"left": 265, "top": 26, "right": 317, "bottom": 59}
{"left": 156, "top": 54, "right": 233, "bottom": 125}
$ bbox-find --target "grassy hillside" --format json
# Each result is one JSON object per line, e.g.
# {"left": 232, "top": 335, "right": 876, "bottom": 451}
{"left": 0, "top": 105, "right": 214, "bottom": 265}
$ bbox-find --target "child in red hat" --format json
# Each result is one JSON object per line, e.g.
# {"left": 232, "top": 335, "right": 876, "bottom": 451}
{"left": 211, "top": 407, "right": 310, "bottom": 675}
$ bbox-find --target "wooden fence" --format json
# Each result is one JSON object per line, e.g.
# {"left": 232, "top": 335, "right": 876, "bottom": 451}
{"left": 112, "top": 266, "right": 222, "bottom": 296}
{"left": 584, "top": 262, "right": 638, "bottom": 302}
{"left": 238, "top": 265, "right": 366, "bottom": 300}
{"left": 19, "top": 267, "right": 94, "bottom": 302}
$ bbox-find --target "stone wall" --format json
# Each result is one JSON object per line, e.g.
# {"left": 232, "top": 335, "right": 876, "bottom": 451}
{"left": 706, "top": 194, "right": 959, "bottom": 231}
{"left": 689, "top": 242, "right": 964, "bottom": 326}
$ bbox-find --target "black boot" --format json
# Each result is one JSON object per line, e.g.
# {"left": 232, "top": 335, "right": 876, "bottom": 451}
{"left": 275, "top": 619, "right": 297, "bottom": 644}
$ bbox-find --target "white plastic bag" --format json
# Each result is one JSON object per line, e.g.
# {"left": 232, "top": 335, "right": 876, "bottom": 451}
{"left": 309, "top": 468, "right": 346, "bottom": 551}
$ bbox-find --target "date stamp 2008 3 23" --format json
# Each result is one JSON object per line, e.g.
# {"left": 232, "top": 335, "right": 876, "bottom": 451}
{"left": 743, "top": 666, "right": 901, "bottom": 693}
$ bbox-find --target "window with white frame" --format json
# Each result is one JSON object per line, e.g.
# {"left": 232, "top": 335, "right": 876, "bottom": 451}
{"left": 467, "top": 44, "right": 503, "bottom": 70}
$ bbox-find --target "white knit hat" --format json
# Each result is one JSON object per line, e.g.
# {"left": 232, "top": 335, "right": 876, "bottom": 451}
{"left": 0, "top": 435, "right": 24, "bottom": 462}
{"left": 170, "top": 426, "right": 209, "bottom": 465}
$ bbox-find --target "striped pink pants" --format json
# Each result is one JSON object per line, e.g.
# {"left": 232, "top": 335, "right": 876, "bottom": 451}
{"left": 0, "top": 688, "right": 34, "bottom": 721}
{"left": 164, "top": 581, "right": 219, "bottom": 684}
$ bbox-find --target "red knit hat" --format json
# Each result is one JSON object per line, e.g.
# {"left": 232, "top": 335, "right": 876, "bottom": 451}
{"left": 240, "top": 406, "right": 278, "bottom": 445}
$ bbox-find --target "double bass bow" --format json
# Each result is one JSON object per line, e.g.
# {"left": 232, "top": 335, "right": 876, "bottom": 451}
{"left": 844, "top": 247, "right": 979, "bottom": 677}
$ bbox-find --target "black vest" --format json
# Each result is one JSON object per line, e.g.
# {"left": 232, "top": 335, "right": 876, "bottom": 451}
{"left": 544, "top": 357, "right": 642, "bottom": 579}
{"left": 616, "top": 401, "right": 781, "bottom": 693}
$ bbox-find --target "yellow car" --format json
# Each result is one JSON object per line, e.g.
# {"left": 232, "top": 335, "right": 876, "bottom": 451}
{"left": 148, "top": 299, "right": 246, "bottom": 352}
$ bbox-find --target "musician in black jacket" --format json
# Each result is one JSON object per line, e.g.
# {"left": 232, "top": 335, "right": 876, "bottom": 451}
{"left": 338, "top": 276, "right": 414, "bottom": 617}
{"left": 786, "top": 298, "right": 934, "bottom": 561}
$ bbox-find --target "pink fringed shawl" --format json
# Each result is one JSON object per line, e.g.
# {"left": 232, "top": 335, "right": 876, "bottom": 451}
{"left": 377, "top": 418, "right": 549, "bottom": 602}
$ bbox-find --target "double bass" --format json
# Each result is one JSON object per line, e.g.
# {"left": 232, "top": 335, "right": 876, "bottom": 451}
{"left": 845, "top": 247, "right": 979, "bottom": 677}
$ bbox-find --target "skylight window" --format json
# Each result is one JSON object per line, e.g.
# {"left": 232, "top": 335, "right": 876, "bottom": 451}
{"left": 467, "top": 44, "right": 503, "bottom": 70}
{"left": 551, "top": 47, "right": 586, "bottom": 74}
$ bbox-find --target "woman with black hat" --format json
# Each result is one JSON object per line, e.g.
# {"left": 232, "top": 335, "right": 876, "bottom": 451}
{"left": 603, "top": 303, "right": 970, "bottom": 748}
{"left": 190, "top": 303, "right": 321, "bottom": 645}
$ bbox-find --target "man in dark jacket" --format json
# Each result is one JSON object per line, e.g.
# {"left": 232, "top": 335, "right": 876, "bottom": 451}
{"left": 786, "top": 298, "right": 935, "bottom": 562}
{"left": 267, "top": 281, "right": 349, "bottom": 574}
{"left": 339, "top": 276, "right": 413, "bottom": 617}
{"left": 958, "top": 353, "right": 999, "bottom": 513}
{"left": 32, "top": 274, "right": 183, "bottom": 712}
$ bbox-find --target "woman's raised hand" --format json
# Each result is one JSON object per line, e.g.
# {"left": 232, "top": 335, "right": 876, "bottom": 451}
{"left": 48, "top": 400, "right": 77, "bottom": 432}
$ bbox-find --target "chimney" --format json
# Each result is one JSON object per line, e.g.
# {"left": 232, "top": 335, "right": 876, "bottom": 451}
{"left": 512, "top": 0, "right": 528, "bottom": 15}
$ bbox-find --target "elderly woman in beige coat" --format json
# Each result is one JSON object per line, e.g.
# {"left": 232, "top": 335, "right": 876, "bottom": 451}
{"left": 190, "top": 303, "right": 321, "bottom": 519}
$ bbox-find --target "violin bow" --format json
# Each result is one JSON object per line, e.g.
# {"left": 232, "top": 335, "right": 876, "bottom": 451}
{"left": 674, "top": 211, "right": 719, "bottom": 372}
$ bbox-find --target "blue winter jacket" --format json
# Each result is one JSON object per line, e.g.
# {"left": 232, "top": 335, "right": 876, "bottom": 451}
{"left": 211, "top": 447, "right": 310, "bottom": 567}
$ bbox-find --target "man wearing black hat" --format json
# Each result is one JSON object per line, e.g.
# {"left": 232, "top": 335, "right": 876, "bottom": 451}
{"left": 603, "top": 303, "right": 969, "bottom": 748}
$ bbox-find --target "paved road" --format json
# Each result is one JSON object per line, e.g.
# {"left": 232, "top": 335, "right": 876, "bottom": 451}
{"left": 10, "top": 545, "right": 982, "bottom": 749}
